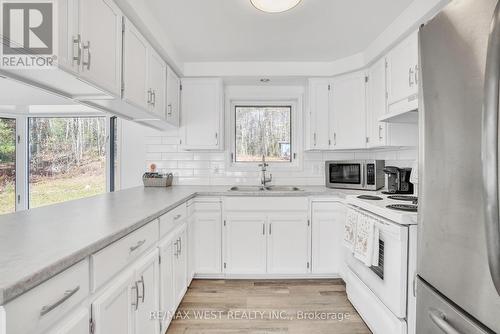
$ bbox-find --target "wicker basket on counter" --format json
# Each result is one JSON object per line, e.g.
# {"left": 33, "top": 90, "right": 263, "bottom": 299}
{"left": 142, "top": 173, "right": 173, "bottom": 187}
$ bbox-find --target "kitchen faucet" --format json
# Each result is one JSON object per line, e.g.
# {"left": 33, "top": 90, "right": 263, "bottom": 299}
{"left": 259, "top": 155, "right": 273, "bottom": 186}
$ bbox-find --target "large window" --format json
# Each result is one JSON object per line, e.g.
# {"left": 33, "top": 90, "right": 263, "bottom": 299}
{"left": 235, "top": 106, "right": 292, "bottom": 162}
{"left": 28, "top": 117, "right": 106, "bottom": 208}
{"left": 0, "top": 118, "right": 16, "bottom": 214}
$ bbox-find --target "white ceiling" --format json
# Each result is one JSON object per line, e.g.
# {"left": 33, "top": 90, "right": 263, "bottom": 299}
{"left": 144, "top": 0, "right": 415, "bottom": 62}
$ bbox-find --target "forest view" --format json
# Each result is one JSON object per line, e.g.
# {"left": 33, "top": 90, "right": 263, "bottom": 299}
{"left": 235, "top": 106, "right": 291, "bottom": 162}
{"left": 0, "top": 117, "right": 107, "bottom": 214}
{"left": 28, "top": 117, "right": 106, "bottom": 209}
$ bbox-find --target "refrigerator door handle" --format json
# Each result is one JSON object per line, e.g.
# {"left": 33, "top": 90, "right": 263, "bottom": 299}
{"left": 482, "top": 0, "right": 500, "bottom": 296}
{"left": 428, "top": 309, "right": 464, "bottom": 334}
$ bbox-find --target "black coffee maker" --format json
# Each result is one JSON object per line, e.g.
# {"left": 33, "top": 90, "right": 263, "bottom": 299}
{"left": 383, "top": 166, "right": 414, "bottom": 194}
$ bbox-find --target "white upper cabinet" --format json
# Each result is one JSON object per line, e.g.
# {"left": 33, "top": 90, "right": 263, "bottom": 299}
{"left": 386, "top": 31, "right": 419, "bottom": 115}
{"left": 123, "top": 20, "right": 167, "bottom": 119}
{"left": 79, "top": 0, "right": 123, "bottom": 96}
{"left": 307, "top": 79, "right": 332, "bottom": 150}
{"left": 123, "top": 21, "right": 149, "bottom": 110}
{"left": 367, "top": 57, "right": 418, "bottom": 148}
{"left": 166, "top": 66, "right": 181, "bottom": 127}
{"left": 331, "top": 71, "right": 367, "bottom": 150}
{"left": 181, "top": 78, "right": 224, "bottom": 151}
{"left": 148, "top": 50, "right": 167, "bottom": 118}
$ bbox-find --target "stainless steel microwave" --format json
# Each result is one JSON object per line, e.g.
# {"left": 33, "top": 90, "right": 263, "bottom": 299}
{"left": 325, "top": 160, "right": 385, "bottom": 190}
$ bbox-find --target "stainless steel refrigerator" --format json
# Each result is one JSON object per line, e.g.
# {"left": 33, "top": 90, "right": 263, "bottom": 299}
{"left": 418, "top": 0, "right": 500, "bottom": 333}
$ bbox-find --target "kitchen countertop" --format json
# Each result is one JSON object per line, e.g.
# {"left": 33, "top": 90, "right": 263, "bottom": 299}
{"left": 0, "top": 185, "right": 355, "bottom": 305}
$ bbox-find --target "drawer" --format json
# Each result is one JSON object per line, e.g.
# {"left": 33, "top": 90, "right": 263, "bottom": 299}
{"left": 160, "top": 203, "right": 188, "bottom": 238}
{"left": 224, "top": 197, "right": 308, "bottom": 212}
{"left": 91, "top": 221, "right": 158, "bottom": 291}
{"left": 5, "top": 259, "right": 90, "bottom": 334}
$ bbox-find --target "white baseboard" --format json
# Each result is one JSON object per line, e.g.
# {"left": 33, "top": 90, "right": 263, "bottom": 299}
{"left": 193, "top": 273, "right": 342, "bottom": 280}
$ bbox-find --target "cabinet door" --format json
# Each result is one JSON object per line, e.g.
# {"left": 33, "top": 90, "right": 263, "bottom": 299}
{"left": 166, "top": 66, "right": 180, "bottom": 127}
{"left": 331, "top": 72, "right": 367, "bottom": 149}
{"left": 181, "top": 79, "right": 223, "bottom": 150}
{"left": 192, "top": 212, "right": 222, "bottom": 274}
{"left": 134, "top": 251, "right": 160, "bottom": 334}
{"left": 123, "top": 20, "right": 149, "bottom": 110}
{"left": 173, "top": 230, "right": 188, "bottom": 306}
{"left": 159, "top": 239, "right": 175, "bottom": 327}
{"left": 308, "top": 79, "right": 331, "bottom": 150}
{"left": 387, "top": 31, "right": 419, "bottom": 106}
{"left": 311, "top": 202, "right": 346, "bottom": 275}
{"left": 92, "top": 271, "right": 134, "bottom": 334}
{"left": 367, "top": 57, "right": 387, "bottom": 147}
{"left": 79, "top": 0, "right": 122, "bottom": 96}
{"left": 57, "top": 0, "right": 79, "bottom": 74}
{"left": 148, "top": 50, "right": 167, "bottom": 118}
{"left": 48, "top": 308, "right": 89, "bottom": 334}
{"left": 267, "top": 215, "right": 310, "bottom": 274}
{"left": 224, "top": 216, "right": 267, "bottom": 274}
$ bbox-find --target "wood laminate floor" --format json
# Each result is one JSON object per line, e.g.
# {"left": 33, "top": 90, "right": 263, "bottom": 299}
{"left": 165, "top": 279, "right": 372, "bottom": 334}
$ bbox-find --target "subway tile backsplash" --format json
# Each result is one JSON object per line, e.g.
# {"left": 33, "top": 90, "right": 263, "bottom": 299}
{"left": 144, "top": 133, "right": 417, "bottom": 186}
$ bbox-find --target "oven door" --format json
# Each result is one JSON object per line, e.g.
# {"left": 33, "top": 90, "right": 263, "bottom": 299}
{"left": 346, "top": 208, "right": 409, "bottom": 318}
{"left": 326, "top": 162, "right": 364, "bottom": 189}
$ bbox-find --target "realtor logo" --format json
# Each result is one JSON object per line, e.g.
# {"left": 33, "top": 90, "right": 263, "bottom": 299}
{"left": 1, "top": 1, "right": 57, "bottom": 68}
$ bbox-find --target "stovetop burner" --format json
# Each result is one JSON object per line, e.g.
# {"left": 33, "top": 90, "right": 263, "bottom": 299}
{"left": 357, "top": 195, "right": 383, "bottom": 201}
{"left": 386, "top": 204, "right": 418, "bottom": 212}
{"left": 387, "top": 195, "right": 418, "bottom": 202}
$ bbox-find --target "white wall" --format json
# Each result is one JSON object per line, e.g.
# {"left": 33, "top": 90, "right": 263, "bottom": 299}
{"left": 119, "top": 118, "right": 417, "bottom": 189}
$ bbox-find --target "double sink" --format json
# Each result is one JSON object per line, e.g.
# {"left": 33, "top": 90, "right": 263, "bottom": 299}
{"left": 229, "top": 186, "right": 303, "bottom": 192}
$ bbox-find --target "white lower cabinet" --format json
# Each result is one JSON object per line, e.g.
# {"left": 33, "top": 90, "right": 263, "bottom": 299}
{"left": 311, "top": 202, "right": 346, "bottom": 276}
{"left": 267, "top": 215, "right": 310, "bottom": 274}
{"left": 91, "top": 270, "right": 134, "bottom": 334}
{"left": 190, "top": 201, "right": 222, "bottom": 275}
{"left": 158, "top": 225, "right": 188, "bottom": 331}
{"left": 47, "top": 308, "right": 89, "bottom": 334}
{"left": 91, "top": 249, "right": 160, "bottom": 334}
{"left": 224, "top": 215, "right": 267, "bottom": 275}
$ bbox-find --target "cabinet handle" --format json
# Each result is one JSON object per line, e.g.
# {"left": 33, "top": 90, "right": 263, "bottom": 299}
{"left": 178, "top": 237, "right": 182, "bottom": 255}
{"left": 414, "top": 64, "right": 419, "bottom": 85}
{"left": 131, "top": 282, "right": 139, "bottom": 311}
{"left": 137, "top": 275, "right": 145, "bottom": 303}
{"left": 215, "top": 132, "right": 219, "bottom": 146}
{"left": 262, "top": 223, "right": 265, "bottom": 235}
{"left": 313, "top": 133, "right": 317, "bottom": 147}
{"left": 72, "top": 34, "right": 82, "bottom": 66}
{"left": 173, "top": 214, "right": 182, "bottom": 221}
{"left": 378, "top": 125, "right": 383, "bottom": 140}
{"left": 333, "top": 133, "right": 337, "bottom": 146}
{"left": 152, "top": 90, "right": 156, "bottom": 107}
{"left": 167, "top": 104, "right": 173, "bottom": 116}
{"left": 129, "top": 239, "right": 146, "bottom": 253}
{"left": 173, "top": 240, "right": 179, "bottom": 257}
{"left": 409, "top": 67, "right": 414, "bottom": 87}
{"left": 82, "top": 41, "right": 91, "bottom": 71}
{"left": 147, "top": 89, "right": 152, "bottom": 104}
{"left": 40, "top": 286, "right": 80, "bottom": 317}
{"left": 269, "top": 223, "right": 272, "bottom": 235}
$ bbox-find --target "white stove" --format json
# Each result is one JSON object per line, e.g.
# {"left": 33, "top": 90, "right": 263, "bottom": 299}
{"left": 344, "top": 193, "right": 418, "bottom": 334}
{"left": 345, "top": 194, "right": 418, "bottom": 226}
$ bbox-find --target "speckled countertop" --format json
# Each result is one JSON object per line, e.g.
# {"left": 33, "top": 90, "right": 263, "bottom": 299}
{"left": 0, "top": 185, "right": 356, "bottom": 305}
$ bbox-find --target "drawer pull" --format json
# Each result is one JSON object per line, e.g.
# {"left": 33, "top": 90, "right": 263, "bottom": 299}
{"left": 40, "top": 286, "right": 80, "bottom": 317}
{"left": 129, "top": 239, "right": 146, "bottom": 253}
{"left": 173, "top": 214, "right": 182, "bottom": 221}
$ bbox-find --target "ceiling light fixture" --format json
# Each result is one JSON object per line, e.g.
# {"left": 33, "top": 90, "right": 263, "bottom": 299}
{"left": 250, "top": 0, "right": 302, "bottom": 13}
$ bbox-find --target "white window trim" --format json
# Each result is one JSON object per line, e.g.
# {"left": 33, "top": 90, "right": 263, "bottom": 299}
{"left": 0, "top": 111, "right": 113, "bottom": 212}
{"left": 225, "top": 86, "right": 304, "bottom": 172}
